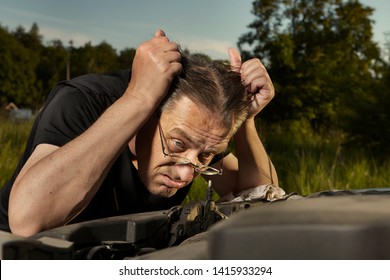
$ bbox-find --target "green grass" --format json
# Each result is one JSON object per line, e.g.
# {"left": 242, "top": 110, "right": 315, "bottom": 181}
{"left": 0, "top": 116, "right": 33, "bottom": 187}
{"left": 276, "top": 145, "right": 390, "bottom": 195}
{"left": 1, "top": 117, "right": 388, "bottom": 200}
{"left": 262, "top": 121, "right": 390, "bottom": 196}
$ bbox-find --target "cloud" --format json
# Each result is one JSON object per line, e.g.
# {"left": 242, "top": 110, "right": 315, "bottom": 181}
{"left": 179, "top": 36, "right": 234, "bottom": 60}
{"left": 39, "top": 26, "right": 94, "bottom": 47}
{"left": 0, "top": 6, "right": 75, "bottom": 26}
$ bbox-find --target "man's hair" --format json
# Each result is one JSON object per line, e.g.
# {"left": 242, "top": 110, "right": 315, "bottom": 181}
{"left": 160, "top": 54, "right": 250, "bottom": 133}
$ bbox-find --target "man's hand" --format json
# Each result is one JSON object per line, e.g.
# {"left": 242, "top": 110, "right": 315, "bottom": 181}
{"left": 126, "top": 29, "right": 182, "bottom": 107}
{"left": 229, "top": 48, "right": 275, "bottom": 119}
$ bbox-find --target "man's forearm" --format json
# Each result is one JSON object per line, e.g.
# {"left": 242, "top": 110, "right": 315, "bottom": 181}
{"left": 233, "top": 118, "right": 278, "bottom": 192}
{"left": 9, "top": 94, "right": 155, "bottom": 236}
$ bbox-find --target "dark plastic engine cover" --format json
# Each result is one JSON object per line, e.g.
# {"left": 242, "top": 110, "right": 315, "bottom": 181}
{"left": 208, "top": 195, "right": 390, "bottom": 259}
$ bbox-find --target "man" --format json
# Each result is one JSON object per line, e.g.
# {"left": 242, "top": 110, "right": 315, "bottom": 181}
{"left": 0, "top": 30, "right": 278, "bottom": 237}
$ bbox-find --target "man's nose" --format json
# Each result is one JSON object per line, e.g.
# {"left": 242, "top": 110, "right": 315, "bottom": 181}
{"left": 174, "top": 164, "right": 195, "bottom": 183}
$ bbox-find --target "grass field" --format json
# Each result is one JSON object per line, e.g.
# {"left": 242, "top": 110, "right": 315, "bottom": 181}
{"left": 264, "top": 124, "right": 390, "bottom": 196}
{"left": 0, "top": 116, "right": 33, "bottom": 188}
{"left": 1, "top": 117, "right": 389, "bottom": 202}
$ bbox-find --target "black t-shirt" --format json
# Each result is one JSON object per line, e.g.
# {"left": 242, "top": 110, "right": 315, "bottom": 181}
{"left": 0, "top": 70, "right": 190, "bottom": 232}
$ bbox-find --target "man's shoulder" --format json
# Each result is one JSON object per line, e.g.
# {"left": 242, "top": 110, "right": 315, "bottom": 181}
{"left": 65, "top": 69, "right": 131, "bottom": 98}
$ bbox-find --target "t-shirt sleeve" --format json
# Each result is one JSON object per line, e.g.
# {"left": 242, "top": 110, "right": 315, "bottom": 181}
{"left": 33, "top": 85, "right": 105, "bottom": 148}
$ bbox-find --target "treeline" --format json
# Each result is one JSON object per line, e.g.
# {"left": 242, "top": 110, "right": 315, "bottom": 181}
{"left": 239, "top": 0, "right": 390, "bottom": 160}
{"left": 0, "top": 23, "right": 136, "bottom": 109}
{"left": 0, "top": 0, "right": 389, "bottom": 161}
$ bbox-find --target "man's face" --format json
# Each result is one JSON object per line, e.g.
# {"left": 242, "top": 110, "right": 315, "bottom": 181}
{"left": 135, "top": 96, "right": 233, "bottom": 197}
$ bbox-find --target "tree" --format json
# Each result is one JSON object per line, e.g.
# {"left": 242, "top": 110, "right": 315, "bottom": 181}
{"left": 92, "top": 41, "right": 119, "bottom": 72}
{"left": 117, "top": 48, "right": 136, "bottom": 70}
{"left": 238, "top": 0, "right": 382, "bottom": 134}
{"left": 340, "top": 31, "right": 390, "bottom": 159}
{"left": 0, "top": 25, "right": 40, "bottom": 108}
{"left": 12, "top": 23, "right": 43, "bottom": 52}
{"left": 70, "top": 41, "right": 119, "bottom": 77}
{"left": 36, "top": 40, "right": 68, "bottom": 98}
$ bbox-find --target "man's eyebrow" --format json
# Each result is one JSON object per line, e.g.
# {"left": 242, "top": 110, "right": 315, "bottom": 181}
{"left": 168, "top": 128, "right": 220, "bottom": 153}
{"left": 169, "top": 127, "right": 203, "bottom": 145}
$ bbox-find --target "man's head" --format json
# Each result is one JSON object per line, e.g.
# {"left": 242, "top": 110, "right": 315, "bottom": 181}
{"left": 160, "top": 55, "right": 249, "bottom": 133}
{"left": 135, "top": 54, "right": 250, "bottom": 197}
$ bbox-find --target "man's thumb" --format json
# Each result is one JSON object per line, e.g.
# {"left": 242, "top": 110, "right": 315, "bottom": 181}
{"left": 154, "top": 29, "right": 166, "bottom": 38}
{"left": 228, "top": 48, "right": 242, "bottom": 72}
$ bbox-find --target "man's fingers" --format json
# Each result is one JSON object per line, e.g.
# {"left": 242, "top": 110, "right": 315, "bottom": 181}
{"left": 241, "top": 59, "right": 268, "bottom": 84}
{"left": 164, "top": 49, "right": 182, "bottom": 64}
{"left": 163, "top": 41, "right": 180, "bottom": 52}
{"left": 228, "top": 48, "right": 242, "bottom": 73}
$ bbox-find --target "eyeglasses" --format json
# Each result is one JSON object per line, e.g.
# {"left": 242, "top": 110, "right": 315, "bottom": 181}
{"left": 158, "top": 122, "right": 223, "bottom": 176}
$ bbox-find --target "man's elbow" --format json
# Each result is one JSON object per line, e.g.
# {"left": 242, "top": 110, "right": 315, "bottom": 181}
{"left": 9, "top": 212, "right": 43, "bottom": 237}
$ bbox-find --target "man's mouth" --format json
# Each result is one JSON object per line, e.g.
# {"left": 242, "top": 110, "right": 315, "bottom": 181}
{"left": 162, "top": 174, "right": 187, "bottom": 189}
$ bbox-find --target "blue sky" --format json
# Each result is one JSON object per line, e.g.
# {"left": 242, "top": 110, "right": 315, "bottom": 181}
{"left": 0, "top": 0, "right": 388, "bottom": 59}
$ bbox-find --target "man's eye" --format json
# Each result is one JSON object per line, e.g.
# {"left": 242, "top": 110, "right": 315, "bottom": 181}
{"left": 168, "top": 139, "right": 186, "bottom": 152}
{"left": 199, "top": 152, "right": 214, "bottom": 163}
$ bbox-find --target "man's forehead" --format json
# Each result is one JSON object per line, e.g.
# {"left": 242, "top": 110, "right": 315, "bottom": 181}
{"left": 161, "top": 112, "right": 232, "bottom": 135}
{"left": 168, "top": 125, "right": 230, "bottom": 145}
{"left": 162, "top": 95, "right": 228, "bottom": 124}
{"left": 160, "top": 97, "right": 234, "bottom": 149}
{"left": 163, "top": 125, "right": 231, "bottom": 155}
